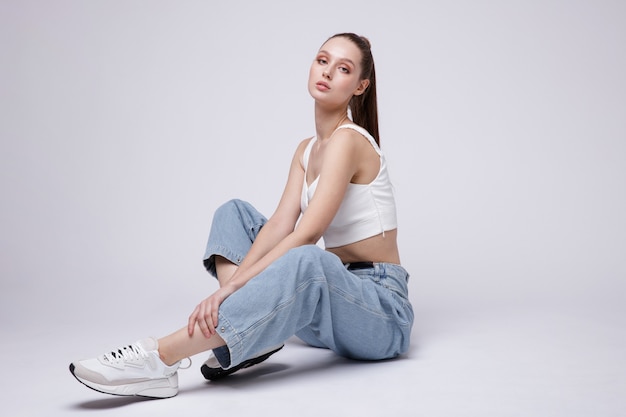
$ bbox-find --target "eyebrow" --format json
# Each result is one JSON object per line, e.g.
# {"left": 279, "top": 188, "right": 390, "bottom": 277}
{"left": 318, "top": 50, "right": 356, "bottom": 67}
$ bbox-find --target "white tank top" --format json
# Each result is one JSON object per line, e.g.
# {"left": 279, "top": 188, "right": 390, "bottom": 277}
{"left": 300, "top": 124, "right": 397, "bottom": 248}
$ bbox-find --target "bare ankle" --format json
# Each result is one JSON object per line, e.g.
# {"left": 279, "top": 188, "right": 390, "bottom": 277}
{"left": 157, "top": 342, "right": 177, "bottom": 366}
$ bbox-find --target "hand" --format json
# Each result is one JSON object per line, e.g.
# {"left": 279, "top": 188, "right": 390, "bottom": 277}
{"left": 188, "top": 283, "right": 237, "bottom": 338}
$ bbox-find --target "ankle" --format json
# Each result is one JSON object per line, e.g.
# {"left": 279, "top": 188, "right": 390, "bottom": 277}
{"left": 157, "top": 342, "right": 178, "bottom": 366}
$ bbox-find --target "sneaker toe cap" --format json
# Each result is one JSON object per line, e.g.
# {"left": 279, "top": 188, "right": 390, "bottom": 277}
{"left": 70, "top": 359, "right": 112, "bottom": 385}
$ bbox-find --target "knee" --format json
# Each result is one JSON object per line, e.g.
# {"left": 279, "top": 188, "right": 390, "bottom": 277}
{"left": 214, "top": 198, "right": 245, "bottom": 217}
{"left": 272, "top": 245, "right": 331, "bottom": 286}
{"left": 283, "top": 245, "right": 342, "bottom": 273}
{"left": 212, "top": 199, "right": 253, "bottom": 224}
{"left": 285, "top": 245, "right": 325, "bottom": 262}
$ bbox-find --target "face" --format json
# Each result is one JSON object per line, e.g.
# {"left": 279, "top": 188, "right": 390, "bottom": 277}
{"left": 308, "top": 36, "right": 370, "bottom": 106}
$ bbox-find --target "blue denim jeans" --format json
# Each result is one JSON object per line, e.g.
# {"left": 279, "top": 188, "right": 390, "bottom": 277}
{"left": 203, "top": 199, "right": 414, "bottom": 369}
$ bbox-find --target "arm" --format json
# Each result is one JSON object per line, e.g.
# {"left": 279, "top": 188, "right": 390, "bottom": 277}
{"left": 226, "top": 139, "right": 309, "bottom": 278}
{"left": 189, "top": 130, "right": 362, "bottom": 337}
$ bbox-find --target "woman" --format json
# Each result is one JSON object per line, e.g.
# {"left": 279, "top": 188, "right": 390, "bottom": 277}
{"left": 69, "top": 33, "right": 414, "bottom": 398}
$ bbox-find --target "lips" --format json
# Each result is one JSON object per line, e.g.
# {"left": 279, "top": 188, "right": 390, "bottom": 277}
{"left": 316, "top": 81, "right": 330, "bottom": 91}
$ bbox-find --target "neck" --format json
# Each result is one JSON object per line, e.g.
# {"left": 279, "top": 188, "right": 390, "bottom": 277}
{"left": 314, "top": 102, "right": 350, "bottom": 141}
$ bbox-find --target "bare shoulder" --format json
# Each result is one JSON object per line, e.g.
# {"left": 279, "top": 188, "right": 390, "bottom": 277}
{"left": 298, "top": 136, "right": 315, "bottom": 148}
{"left": 329, "top": 126, "right": 375, "bottom": 154}
{"left": 295, "top": 136, "right": 315, "bottom": 168}
{"left": 329, "top": 126, "right": 380, "bottom": 183}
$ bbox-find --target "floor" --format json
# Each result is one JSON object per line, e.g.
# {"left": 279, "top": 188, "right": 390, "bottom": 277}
{"left": 1, "top": 2, "right": 625, "bottom": 415}
{"left": 2, "top": 275, "right": 624, "bottom": 417}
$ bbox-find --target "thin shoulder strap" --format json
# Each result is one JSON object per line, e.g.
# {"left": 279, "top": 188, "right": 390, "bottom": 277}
{"left": 334, "top": 124, "right": 381, "bottom": 155}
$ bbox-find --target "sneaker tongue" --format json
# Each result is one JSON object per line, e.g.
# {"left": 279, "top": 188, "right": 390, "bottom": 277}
{"left": 136, "top": 337, "right": 158, "bottom": 352}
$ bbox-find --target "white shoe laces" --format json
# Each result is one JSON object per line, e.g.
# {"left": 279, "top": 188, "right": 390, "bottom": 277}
{"left": 102, "top": 341, "right": 193, "bottom": 369}
{"left": 103, "top": 343, "right": 148, "bottom": 365}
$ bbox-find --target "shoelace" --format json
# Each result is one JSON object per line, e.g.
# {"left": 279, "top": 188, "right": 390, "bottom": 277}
{"left": 103, "top": 343, "right": 148, "bottom": 365}
{"left": 179, "top": 357, "right": 192, "bottom": 369}
{"left": 102, "top": 342, "right": 193, "bottom": 369}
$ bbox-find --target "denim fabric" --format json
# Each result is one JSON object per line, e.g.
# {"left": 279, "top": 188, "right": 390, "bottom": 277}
{"left": 203, "top": 199, "right": 268, "bottom": 277}
{"left": 203, "top": 199, "right": 414, "bottom": 369}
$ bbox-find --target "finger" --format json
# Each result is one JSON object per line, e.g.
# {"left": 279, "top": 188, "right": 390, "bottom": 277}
{"left": 209, "top": 292, "right": 228, "bottom": 335}
{"left": 188, "top": 306, "right": 200, "bottom": 336}
{"left": 198, "top": 304, "right": 212, "bottom": 338}
{"left": 211, "top": 306, "right": 219, "bottom": 334}
{"left": 199, "top": 317, "right": 211, "bottom": 338}
{"left": 205, "top": 304, "right": 216, "bottom": 336}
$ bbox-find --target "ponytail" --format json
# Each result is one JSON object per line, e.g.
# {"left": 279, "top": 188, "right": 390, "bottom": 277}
{"left": 328, "top": 33, "right": 380, "bottom": 146}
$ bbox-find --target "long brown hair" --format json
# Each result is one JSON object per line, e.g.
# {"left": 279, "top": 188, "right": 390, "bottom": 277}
{"left": 327, "top": 33, "right": 380, "bottom": 146}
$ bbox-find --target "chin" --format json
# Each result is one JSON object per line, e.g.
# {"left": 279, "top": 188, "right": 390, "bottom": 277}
{"left": 308, "top": 88, "right": 327, "bottom": 102}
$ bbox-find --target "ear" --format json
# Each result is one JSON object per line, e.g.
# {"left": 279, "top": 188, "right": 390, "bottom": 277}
{"left": 353, "top": 79, "right": 370, "bottom": 96}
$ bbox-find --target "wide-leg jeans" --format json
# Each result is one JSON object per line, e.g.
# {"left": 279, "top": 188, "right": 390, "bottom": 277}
{"left": 203, "top": 199, "right": 414, "bottom": 369}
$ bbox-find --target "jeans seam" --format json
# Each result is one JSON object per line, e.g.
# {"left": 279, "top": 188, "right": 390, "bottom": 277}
{"left": 237, "top": 276, "right": 327, "bottom": 338}
{"left": 328, "top": 283, "right": 399, "bottom": 321}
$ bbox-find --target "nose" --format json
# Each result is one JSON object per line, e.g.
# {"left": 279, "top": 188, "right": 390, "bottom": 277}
{"left": 322, "top": 69, "right": 331, "bottom": 80}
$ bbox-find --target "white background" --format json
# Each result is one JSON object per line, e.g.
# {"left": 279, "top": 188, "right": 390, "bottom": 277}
{"left": 1, "top": 1, "right": 625, "bottom": 416}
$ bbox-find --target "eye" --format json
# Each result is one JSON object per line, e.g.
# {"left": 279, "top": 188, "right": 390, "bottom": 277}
{"left": 317, "top": 58, "right": 328, "bottom": 65}
{"left": 339, "top": 66, "right": 350, "bottom": 74}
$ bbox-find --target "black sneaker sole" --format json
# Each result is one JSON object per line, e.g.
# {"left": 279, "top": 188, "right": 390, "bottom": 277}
{"left": 201, "top": 345, "right": 284, "bottom": 381}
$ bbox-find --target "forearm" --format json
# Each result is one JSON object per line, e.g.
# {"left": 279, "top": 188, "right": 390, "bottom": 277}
{"left": 227, "top": 200, "right": 336, "bottom": 290}
{"left": 234, "top": 217, "right": 294, "bottom": 278}
{"left": 227, "top": 229, "right": 317, "bottom": 291}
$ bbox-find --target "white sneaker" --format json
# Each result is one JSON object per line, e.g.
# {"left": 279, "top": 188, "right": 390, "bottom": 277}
{"left": 69, "top": 337, "right": 182, "bottom": 398}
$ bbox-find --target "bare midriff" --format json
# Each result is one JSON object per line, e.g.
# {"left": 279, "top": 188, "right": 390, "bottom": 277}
{"left": 326, "top": 229, "right": 401, "bottom": 265}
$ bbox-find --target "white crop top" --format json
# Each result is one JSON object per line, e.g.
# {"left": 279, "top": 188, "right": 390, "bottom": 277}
{"left": 300, "top": 124, "right": 397, "bottom": 248}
